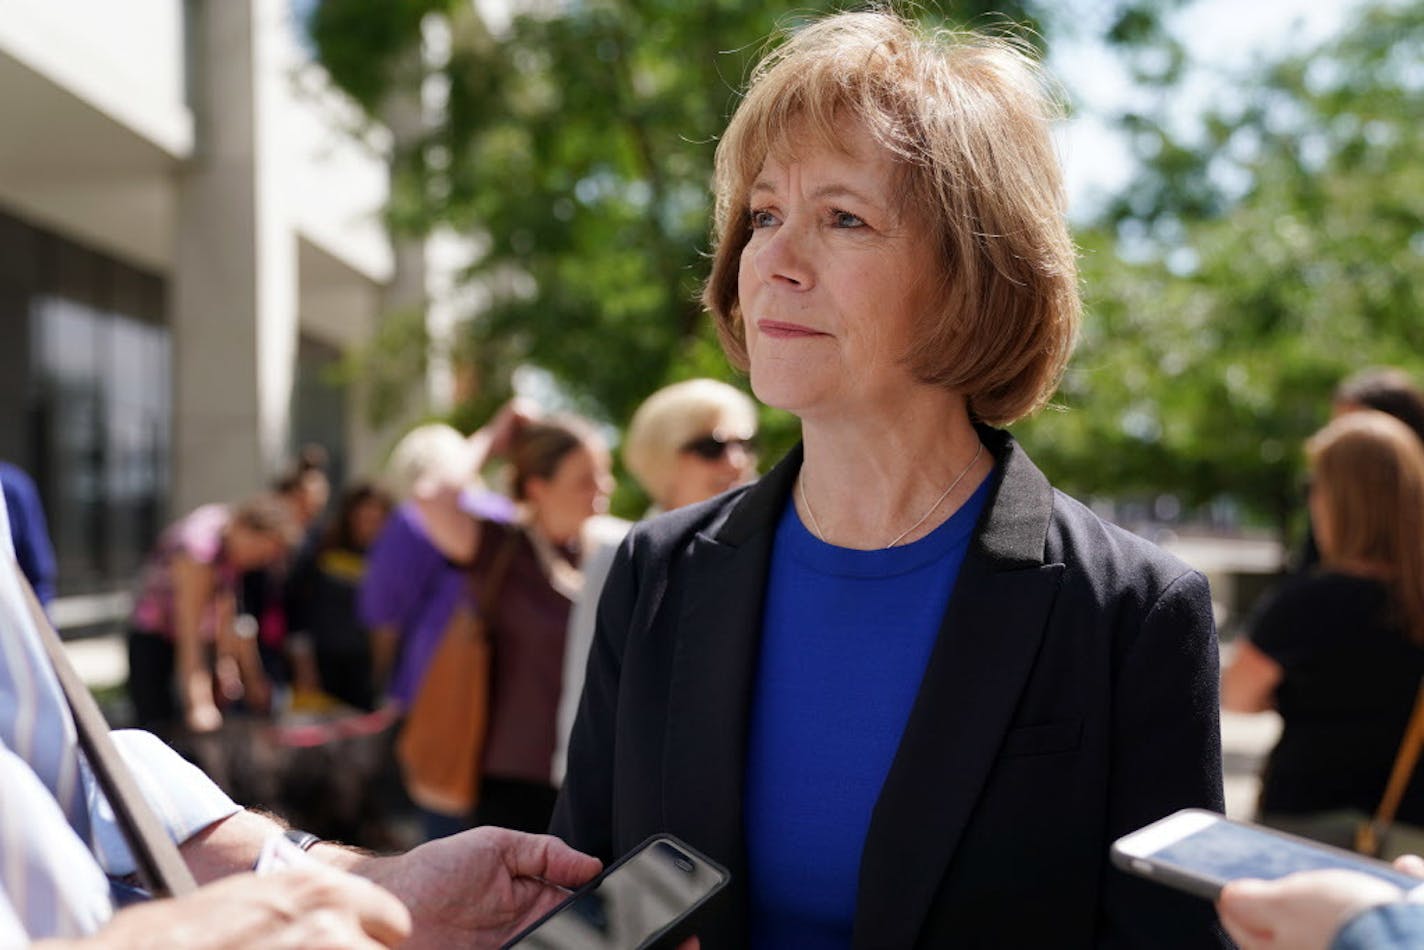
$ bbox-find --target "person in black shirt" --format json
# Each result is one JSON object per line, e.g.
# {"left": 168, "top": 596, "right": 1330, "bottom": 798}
{"left": 286, "top": 482, "right": 393, "bottom": 710}
{"left": 1224, "top": 410, "right": 1424, "bottom": 836}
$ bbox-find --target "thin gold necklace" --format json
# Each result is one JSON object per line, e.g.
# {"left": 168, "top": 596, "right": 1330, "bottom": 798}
{"left": 798, "top": 441, "right": 984, "bottom": 549}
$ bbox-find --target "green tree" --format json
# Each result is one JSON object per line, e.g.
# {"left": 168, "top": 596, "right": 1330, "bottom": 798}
{"left": 308, "top": 1, "right": 1181, "bottom": 462}
{"left": 1015, "top": 1, "right": 1424, "bottom": 540}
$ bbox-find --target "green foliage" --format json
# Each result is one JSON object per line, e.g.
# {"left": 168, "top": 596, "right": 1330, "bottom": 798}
{"left": 307, "top": 0, "right": 458, "bottom": 113}
{"left": 307, "top": 0, "right": 1176, "bottom": 470}
{"left": 1016, "top": 1, "right": 1424, "bottom": 536}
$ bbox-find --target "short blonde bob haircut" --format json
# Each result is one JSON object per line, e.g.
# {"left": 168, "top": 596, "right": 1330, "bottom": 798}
{"left": 1308, "top": 410, "right": 1424, "bottom": 645}
{"left": 623, "top": 379, "right": 758, "bottom": 504}
{"left": 703, "top": 10, "right": 1080, "bottom": 426}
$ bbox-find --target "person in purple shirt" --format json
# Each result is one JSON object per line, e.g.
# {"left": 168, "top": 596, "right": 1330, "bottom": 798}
{"left": 361, "top": 424, "right": 516, "bottom": 841}
{"left": 361, "top": 486, "right": 514, "bottom": 711}
{"left": 0, "top": 462, "right": 57, "bottom": 608}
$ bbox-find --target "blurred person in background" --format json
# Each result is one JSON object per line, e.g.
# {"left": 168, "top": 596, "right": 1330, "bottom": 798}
{"left": 622, "top": 378, "right": 759, "bottom": 515}
{"left": 417, "top": 403, "right": 613, "bottom": 837}
{"left": 0, "top": 461, "right": 56, "bottom": 608}
{"left": 361, "top": 424, "right": 516, "bottom": 712}
{"left": 285, "top": 482, "right": 393, "bottom": 712}
{"left": 241, "top": 445, "right": 334, "bottom": 690}
{"left": 1298, "top": 368, "right": 1424, "bottom": 569}
{"left": 1224, "top": 412, "right": 1424, "bottom": 846}
{"left": 551, "top": 378, "right": 759, "bottom": 785}
{"left": 126, "top": 495, "right": 299, "bottom": 734}
{"left": 360, "top": 422, "right": 516, "bottom": 841}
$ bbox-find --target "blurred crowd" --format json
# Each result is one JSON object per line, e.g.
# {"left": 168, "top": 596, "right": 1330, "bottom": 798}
{"left": 3, "top": 378, "right": 759, "bottom": 851}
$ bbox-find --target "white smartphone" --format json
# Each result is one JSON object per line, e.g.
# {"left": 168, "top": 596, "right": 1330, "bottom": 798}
{"left": 499, "top": 835, "right": 729, "bottom": 949}
{"left": 1112, "top": 808, "right": 1424, "bottom": 901}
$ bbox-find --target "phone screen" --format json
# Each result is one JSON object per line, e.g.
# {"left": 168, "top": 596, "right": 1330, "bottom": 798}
{"left": 1134, "top": 819, "right": 1422, "bottom": 891}
{"left": 503, "top": 837, "right": 728, "bottom": 949}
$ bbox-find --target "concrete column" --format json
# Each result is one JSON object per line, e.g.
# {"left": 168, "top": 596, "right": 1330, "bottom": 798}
{"left": 171, "top": 0, "right": 296, "bottom": 512}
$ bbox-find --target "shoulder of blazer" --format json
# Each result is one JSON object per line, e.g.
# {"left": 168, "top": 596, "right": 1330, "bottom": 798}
{"left": 620, "top": 441, "right": 805, "bottom": 570}
{"left": 1044, "top": 487, "right": 1200, "bottom": 601}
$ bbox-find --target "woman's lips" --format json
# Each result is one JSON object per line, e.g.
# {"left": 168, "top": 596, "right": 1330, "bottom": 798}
{"left": 756, "top": 320, "right": 827, "bottom": 339}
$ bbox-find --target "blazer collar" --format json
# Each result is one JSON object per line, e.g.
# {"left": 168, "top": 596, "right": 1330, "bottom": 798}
{"left": 710, "top": 424, "right": 1052, "bottom": 565}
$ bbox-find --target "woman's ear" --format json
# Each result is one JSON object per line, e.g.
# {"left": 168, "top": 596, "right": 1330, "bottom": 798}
{"left": 521, "top": 475, "right": 549, "bottom": 509}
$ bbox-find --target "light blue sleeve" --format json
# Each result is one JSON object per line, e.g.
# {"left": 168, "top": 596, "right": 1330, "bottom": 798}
{"left": 1331, "top": 902, "right": 1424, "bottom": 950}
{"left": 86, "top": 730, "right": 241, "bottom": 877}
{"left": 0, "top": 740, "right": 113, "bottom": 940}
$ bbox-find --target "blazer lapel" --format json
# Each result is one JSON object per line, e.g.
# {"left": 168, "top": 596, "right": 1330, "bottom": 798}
{"left": 853, "top": 430, "right": 1066, "bottom": 949}
{"left": 662, "top": 448, "right": 802, "bottom": 943}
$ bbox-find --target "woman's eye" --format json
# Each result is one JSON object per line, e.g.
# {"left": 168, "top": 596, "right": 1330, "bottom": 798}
{"left": 749, "top": 209, "right": 778, "bottom": 228}
{"left": 832, "top": 210, "right": 865, "bottom": 228}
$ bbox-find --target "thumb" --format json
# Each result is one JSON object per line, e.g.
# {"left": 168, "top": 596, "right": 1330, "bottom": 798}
{"left": 1217, "top": 879, "right": 1279, "bottom": 935}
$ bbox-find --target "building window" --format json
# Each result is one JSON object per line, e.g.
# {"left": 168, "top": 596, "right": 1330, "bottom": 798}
{"left": 21, "top": 217, "right": 170, "bottom": 597}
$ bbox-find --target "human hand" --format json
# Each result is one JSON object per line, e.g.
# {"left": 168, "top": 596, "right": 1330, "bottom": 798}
{"left": 484, "top": 397, "right": 541, "bottom": 458}
{"left": 1395, "top": 853, "right": 1424, "bottom": 877}
{"left": 82, "top": 863, "right": 410, "bottom": 949}
{"left": 1217, "top": 870, "right": 1405, "bottom": 950}
{"left": 185, "top": 701, "right": 222, "bottom": 734}
{"left": 354, "top": 826, "right": 601, "bottom": 950}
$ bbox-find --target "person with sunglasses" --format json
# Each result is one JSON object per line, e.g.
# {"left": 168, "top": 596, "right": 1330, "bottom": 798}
{"left": 623, "top": 378, "right": 760, "bottom": 515}
{"left": 552, "top": 379, "right": 760, "bottom": 786}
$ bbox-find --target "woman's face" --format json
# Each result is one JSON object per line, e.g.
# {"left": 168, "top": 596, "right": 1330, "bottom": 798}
{"left": 527, "top": 443, "right": 614, "bottom": 545}
{"left": 737, "top": 119, "right": 941, "bottom": 422}
{"left": 226, "top": 525, "right": 287, "bottom": 571}
{"left": 664, "top": 415, "right": 758, "bottom": 510}
{"left": 349, "top": 497, "right": 390, "bottom": 550}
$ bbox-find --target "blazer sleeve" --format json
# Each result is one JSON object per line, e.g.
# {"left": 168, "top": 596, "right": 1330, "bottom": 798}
{"left": 1100, "top": 568, "right": 1230, "bottom": 948}
{"left": 549, "top": 534, "right": 638, "bottom": 859}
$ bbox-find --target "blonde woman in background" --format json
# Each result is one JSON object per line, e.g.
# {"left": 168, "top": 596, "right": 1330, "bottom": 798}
{"left": 553, "top": 379, "right": 760, "bottom": 785}
{"left": 623, "top": 379, "right": 759, "bottom": 515}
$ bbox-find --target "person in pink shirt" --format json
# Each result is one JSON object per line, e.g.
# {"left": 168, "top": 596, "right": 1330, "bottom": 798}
{"left": 126, "top": 494, "right": 298, "bottom": 734}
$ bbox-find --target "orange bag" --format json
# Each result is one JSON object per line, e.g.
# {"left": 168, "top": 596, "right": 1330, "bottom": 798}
{"left": 396, "top": 531, "right": 518, "bottom": 816}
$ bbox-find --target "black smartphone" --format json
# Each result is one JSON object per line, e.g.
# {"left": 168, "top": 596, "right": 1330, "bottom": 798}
{"left": 1111, "top": 808, "right": 1424, "bottom": 901}
{"left": 500, "top": 834, "right": 730, "bottom": 949}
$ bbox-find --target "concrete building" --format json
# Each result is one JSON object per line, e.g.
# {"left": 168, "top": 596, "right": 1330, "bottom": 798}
{"left": 0, "top": 0, "right": 443, "bottom": 631}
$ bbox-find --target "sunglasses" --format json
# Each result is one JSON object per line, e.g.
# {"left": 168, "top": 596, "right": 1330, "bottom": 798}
{"left": 679, "top": 434, "right": 756, "bottom": 461}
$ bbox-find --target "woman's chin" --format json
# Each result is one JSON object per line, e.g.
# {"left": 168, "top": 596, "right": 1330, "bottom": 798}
{"left": 749, "top": 371, "right": 830, "bottom": 418}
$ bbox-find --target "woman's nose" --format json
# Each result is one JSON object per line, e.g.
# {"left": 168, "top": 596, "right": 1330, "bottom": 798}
{"left": 752, "top": 221, "right": 814, "bottom": 290}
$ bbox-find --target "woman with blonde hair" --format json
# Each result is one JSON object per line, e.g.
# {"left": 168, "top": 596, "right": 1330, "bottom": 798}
{"left": 551, "top": 379, "right": 758, "bottom": 785}
{"left": 553, "top": 10, "right": 1224, "bottom": 946}
{"left": 622, "top": 379, "right": 758, "bottom": 513}
{"left": 1224, "top": 411, "right": 1424, "bottom": 846}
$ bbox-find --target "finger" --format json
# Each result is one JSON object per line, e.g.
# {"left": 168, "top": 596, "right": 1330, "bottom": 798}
{"left": 1395, "top": 854, "right": 1424, "bottom": 878}
{"left": 1218, "top": 912, "right": 1269, "bottom": 950}
{"left": 345, "top": 877, "right": 412, "bottom": 946}
{"left": 491, "top": 830, "right": 602, "bottom": 887}
{"left": 1217, "top": 879, "right": 1279, "bottom": 933}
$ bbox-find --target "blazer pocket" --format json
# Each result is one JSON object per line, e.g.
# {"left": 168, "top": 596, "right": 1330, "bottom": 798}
{"left": 998, "top": 718, "right": 1082, "bottom": 758}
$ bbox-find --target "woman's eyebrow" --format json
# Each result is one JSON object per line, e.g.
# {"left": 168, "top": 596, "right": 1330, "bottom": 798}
{"left": 748, "top": 180, "right": 881, "bottom": 206}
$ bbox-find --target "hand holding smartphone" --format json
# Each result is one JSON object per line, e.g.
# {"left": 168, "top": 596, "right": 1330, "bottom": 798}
{"left": 1112, "top": 809, "right": 1424, "bottom": 901}
{"left": 500, "top": 835, "right": 728, "bottom": 950}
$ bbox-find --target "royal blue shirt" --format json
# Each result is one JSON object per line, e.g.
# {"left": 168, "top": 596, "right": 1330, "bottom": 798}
{"left": 744, "top": 477, "right": 992, "bottom": 948}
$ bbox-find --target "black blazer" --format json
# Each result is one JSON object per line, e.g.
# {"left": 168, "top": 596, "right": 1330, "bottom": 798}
{"left": 553, "top": 427, "right": 1227, "bottom": 948}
